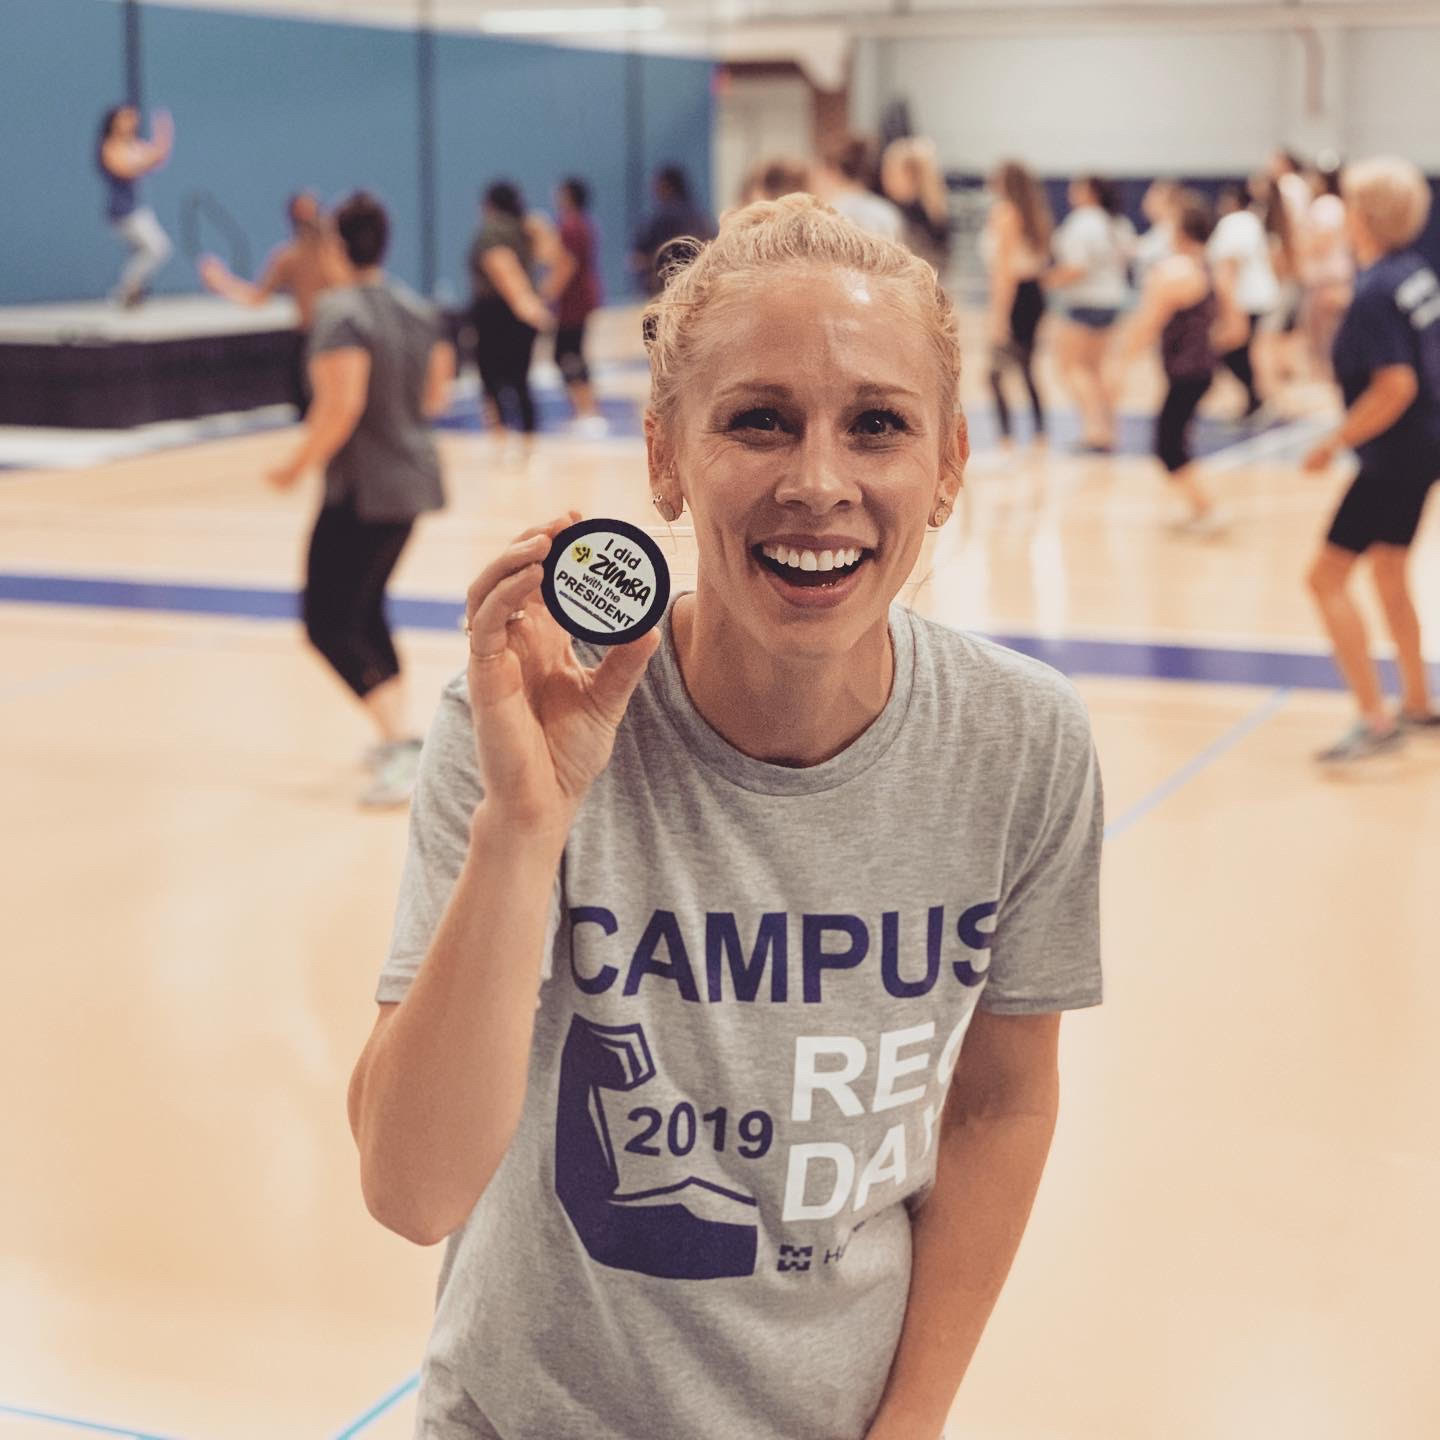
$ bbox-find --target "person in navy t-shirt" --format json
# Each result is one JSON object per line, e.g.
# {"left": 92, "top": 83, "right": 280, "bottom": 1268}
{"left": 1302, "top": 156, "right": 1440, "bottom": 764}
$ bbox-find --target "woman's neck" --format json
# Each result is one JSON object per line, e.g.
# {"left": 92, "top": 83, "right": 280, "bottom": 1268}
{"left": 671, "top": 592, "right": 895, "bottom": 767}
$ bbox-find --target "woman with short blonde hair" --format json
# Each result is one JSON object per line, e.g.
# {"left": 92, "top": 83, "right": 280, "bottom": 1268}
{"left": 349, "top": 194, "right": 1104, "bottom": 1439}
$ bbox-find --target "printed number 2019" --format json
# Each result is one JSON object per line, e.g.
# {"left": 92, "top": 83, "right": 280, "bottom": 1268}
{"left": 625, "top": 1104, "right": 773, "bottom": 1159}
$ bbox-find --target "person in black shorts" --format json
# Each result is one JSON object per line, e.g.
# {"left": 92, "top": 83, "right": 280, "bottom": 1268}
{"left": 1302, "top": 157, "right": 1440, "bottom": 764}
{"left": 1109, "top": 190, "right": 1225, "bottom": 531}
{"left": 265, "top": 192, "right": 456, "bottom": 806}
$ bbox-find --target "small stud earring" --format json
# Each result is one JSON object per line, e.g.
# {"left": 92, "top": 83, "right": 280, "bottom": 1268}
{"left": 930, "top": 499, "right": 952, "bottom": 527}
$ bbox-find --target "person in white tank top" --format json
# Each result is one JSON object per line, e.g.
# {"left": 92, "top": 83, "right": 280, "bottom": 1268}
{"left": 1041, "top": 175, "right": 1133, "bottom": 452}
{"left": 1298, "top": 160, "right": 1354, "bottom": 380}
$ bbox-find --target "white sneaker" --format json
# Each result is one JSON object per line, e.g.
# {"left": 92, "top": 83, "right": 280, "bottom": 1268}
{"left": 359, "top": 738, "right": 422, "bottom": 808}
{"left": 570, "top": 414, "right": 610, "bottom": 438}
{"left": 1168, "top": 506, "right": 1231, "bottom": 537}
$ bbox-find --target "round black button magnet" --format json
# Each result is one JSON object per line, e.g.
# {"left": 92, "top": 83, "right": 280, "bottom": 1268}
{"left": 541, "top": 517, "right": 671, "bottom": 646}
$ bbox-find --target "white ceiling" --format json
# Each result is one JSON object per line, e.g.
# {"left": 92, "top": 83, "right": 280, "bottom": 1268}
{"left": 142, "top": 0, "right": 1440, "bottom": 34}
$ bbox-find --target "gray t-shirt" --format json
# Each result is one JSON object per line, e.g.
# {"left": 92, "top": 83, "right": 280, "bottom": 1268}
{"left": 378, "top": 603, "right": 1103, "bottom": 1440}
{"left": 309, "top": 279, "right": 445, "bottom": 523}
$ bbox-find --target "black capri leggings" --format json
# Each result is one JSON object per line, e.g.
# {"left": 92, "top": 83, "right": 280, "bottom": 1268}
{"left": 470, "top": 298, "right": 539, "bottom": 434}
{"left": 554, "top": 321, "right": 591, "bottom": 385}
{"left": 1219, "top": 313, "right": 1261, "bottom": 412}
{"left": 1155, "top": 374, "right": 1212, "bottom": 473}
{"left": 989, "top": 279, "right": 1046, "bottom": 440}
{"left": 302, "top": 501, "right": 415, "bottom": 698}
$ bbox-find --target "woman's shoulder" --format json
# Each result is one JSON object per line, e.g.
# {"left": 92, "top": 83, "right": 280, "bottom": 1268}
{"left": 904, "top": 610, "right": 1092, "bottom": 744}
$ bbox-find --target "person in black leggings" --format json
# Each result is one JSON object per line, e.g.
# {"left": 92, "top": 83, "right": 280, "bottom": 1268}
{"left": 266, "top": 192, "right": 455, "bottom": 807}
{"left": 467, "top": 181, "right": 552, "bottom": 458}
{"left": 984, "top": 160, "right": 1052, "bottom": 446}
{"left": 1109, "top": 190, "right": 1224, "bottom": 531}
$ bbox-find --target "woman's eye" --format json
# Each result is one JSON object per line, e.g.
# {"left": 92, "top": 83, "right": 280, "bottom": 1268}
{"left": 853, "top": 409, "right": 908, "bottom": 437}
{"left": 730, "top": 408, "right": 782, "bottom": 432}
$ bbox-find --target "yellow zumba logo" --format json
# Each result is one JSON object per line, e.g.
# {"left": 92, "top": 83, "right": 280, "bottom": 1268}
{"left": 572, "top": 544, "right": 592, "bottom": 565}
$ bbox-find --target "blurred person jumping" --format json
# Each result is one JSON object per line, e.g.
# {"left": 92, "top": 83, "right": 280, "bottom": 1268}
{"left": 1302, "top": 157, "right": 1440, "bottom": 763}
{"left": 540, "top": 177, "right": 607, "bottom": 437}
{"left": 1298, "top": 157, "right": 1354, "bottom": 380}
{"left": 1208, "top": 181, "right": 1280, "bottom": 420}
{"left": 1044, "top": 176, "right": 1134, "bottom": 453}
{"left": 199, "top": 191, "right": 350, "bottom": 414}
{"left": 982, "top": 160, "right": 1053, "bottom": 447}
{"left": 466, "top": 181, "right": 552, "bottom": 459}
{"left": 266, "top": 191, "right": 455, "bottom": 807}
{"left": 1134, "top": 179, "right": 1182, "bottom": 280}
{"left": 1110, "top": 189, "right": 1225, "bottom": 533}
{"left": 96, "top": 104, "right": 174, "bottom": 306}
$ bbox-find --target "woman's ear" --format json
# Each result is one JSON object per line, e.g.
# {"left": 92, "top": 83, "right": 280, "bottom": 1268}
{"left": 644, "top": 409, "right": 683, "bottom": 520}
{"left": 943, "top": 410, "right": 969, "bottom": 499}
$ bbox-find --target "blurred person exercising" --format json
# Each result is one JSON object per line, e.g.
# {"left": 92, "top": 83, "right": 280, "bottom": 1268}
{"left": 982, "top": 160, "right": 1053, "bottom": 447}
{"left": 267, "top": 192, "right": 455, "bottom": 806}
{"left": 96, "top": 104, "right": 174, "bottom": 306}
{"left": 200, "top": 191, "right": 350, "bottom": 414}
{"left": 1302, "top": 157, "right": 1440, "bottom": 763}
{"left": 540, "top": 177, "right": 606, "bottom": 436}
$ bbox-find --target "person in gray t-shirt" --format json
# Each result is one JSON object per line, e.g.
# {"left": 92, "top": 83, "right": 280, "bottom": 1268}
{"left": 267, "top": 191, "right": 455, "bottom": 807}
{"left": 349, "top": 194, "right": 1103, "bottom": 1440}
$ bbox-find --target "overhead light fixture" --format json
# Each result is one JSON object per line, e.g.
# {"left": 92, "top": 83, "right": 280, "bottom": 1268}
{"left": 478, "top": 7, "right": 667, "bottom": 34}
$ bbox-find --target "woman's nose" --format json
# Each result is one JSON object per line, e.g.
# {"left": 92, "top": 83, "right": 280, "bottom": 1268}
{"left": 772, "top": 432, "right": 860, "bottom": 511}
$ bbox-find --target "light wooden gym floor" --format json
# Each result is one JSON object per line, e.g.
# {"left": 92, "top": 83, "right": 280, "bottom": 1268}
{"left": 2, "top": 308, "right": 1438, "bottom": 1440}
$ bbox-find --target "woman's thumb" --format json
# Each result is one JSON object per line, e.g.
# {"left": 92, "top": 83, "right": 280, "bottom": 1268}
{"left": 587, "top": 629, "right": 662, "bottom": 725}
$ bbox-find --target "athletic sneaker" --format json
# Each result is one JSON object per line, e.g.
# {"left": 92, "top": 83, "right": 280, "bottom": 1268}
{"left": 571, "top": 414, "right": 610, "bottom": 438}
{"left": 1168, "top": 506, "right": 1231, "bottom": 537}
{"left": 1314, "top": 721, "right": 1404, "bottom": 765}
{"left": 1400, "top": 710, "right": 1440, "bottom": 733}
{"left": 360, "top": 738, "right": 423, "bottom": 807}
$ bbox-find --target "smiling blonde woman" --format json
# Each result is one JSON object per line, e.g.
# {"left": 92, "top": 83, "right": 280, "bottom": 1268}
{"left": 347, "top": 194, "right": 1104, "bottom": 1440}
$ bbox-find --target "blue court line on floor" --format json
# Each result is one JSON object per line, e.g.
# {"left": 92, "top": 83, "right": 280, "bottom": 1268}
{"left": 0, "top": 1402, "right": 188, "bottom": 1440}
{"left": 1103, "top": 687, "right": 1293, "bottom": 842}
{"left": 327, "top": 1373, "right": 420, "bottom": 1440}
{"left": 7, "top": 569, "right": 1439, "bottom": 696}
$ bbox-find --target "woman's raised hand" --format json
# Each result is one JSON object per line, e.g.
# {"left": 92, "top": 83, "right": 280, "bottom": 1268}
{"left": 463, "top": 511, "right": 661, "bottom": 836}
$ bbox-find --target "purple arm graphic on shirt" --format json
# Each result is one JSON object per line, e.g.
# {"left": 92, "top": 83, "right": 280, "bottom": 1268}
{"left": 555, "top": 1015, "right": 760, "bottom": 1279}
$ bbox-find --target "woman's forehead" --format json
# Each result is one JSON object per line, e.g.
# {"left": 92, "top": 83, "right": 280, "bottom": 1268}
{"left": 689, "top": 266, "right": 933, "bottom": 377}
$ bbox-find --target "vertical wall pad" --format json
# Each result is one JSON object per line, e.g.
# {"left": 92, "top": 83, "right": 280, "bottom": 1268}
{"left": 639, "top": 50, "right": 715, "bottom": 240}
{"left": 136, "top": 3, "right": 422, "bottom": 296}
{"left": 0, "top": 0, "right": 129, "bottom": 304}
{"left": 434, "top": 34, "right": 630, "bottom": 307}
{"left": 434, "top": 34, "right": 715, "bottom": 307}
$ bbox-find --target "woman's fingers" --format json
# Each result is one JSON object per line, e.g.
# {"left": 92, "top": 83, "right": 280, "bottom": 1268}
{"left": 463, "top": 512, "right": 580, "bottom": 620}
{"left": 467, "top": 563, "right": 544, "bottom": 689}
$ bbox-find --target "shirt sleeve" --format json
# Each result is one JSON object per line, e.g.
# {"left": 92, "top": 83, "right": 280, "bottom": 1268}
{"left": 1349, "top": 285, "right": 1416, "bottom": 376}
{"left": 309, "top": 294, "right": 369, "bottom": 356}
{"left": 979, "top": 701, "right": 1104, "bottom": 1015}
{"left": 377, "top": 673, "right": 561, "bottom": 1006}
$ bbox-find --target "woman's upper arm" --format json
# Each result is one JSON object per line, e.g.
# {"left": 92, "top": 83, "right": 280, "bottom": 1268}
{"left": 309, "top": 346, "right": 370, "bottom": 416}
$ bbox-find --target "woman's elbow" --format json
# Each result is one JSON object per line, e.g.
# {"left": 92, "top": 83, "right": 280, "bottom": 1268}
{"left": 358, "top": 1157, "right": 469, "bottom": 1248}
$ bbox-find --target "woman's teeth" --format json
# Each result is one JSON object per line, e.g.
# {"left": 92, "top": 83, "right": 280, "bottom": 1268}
{"left": 759, "top": 544, "right": 864, "bottom": 573}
